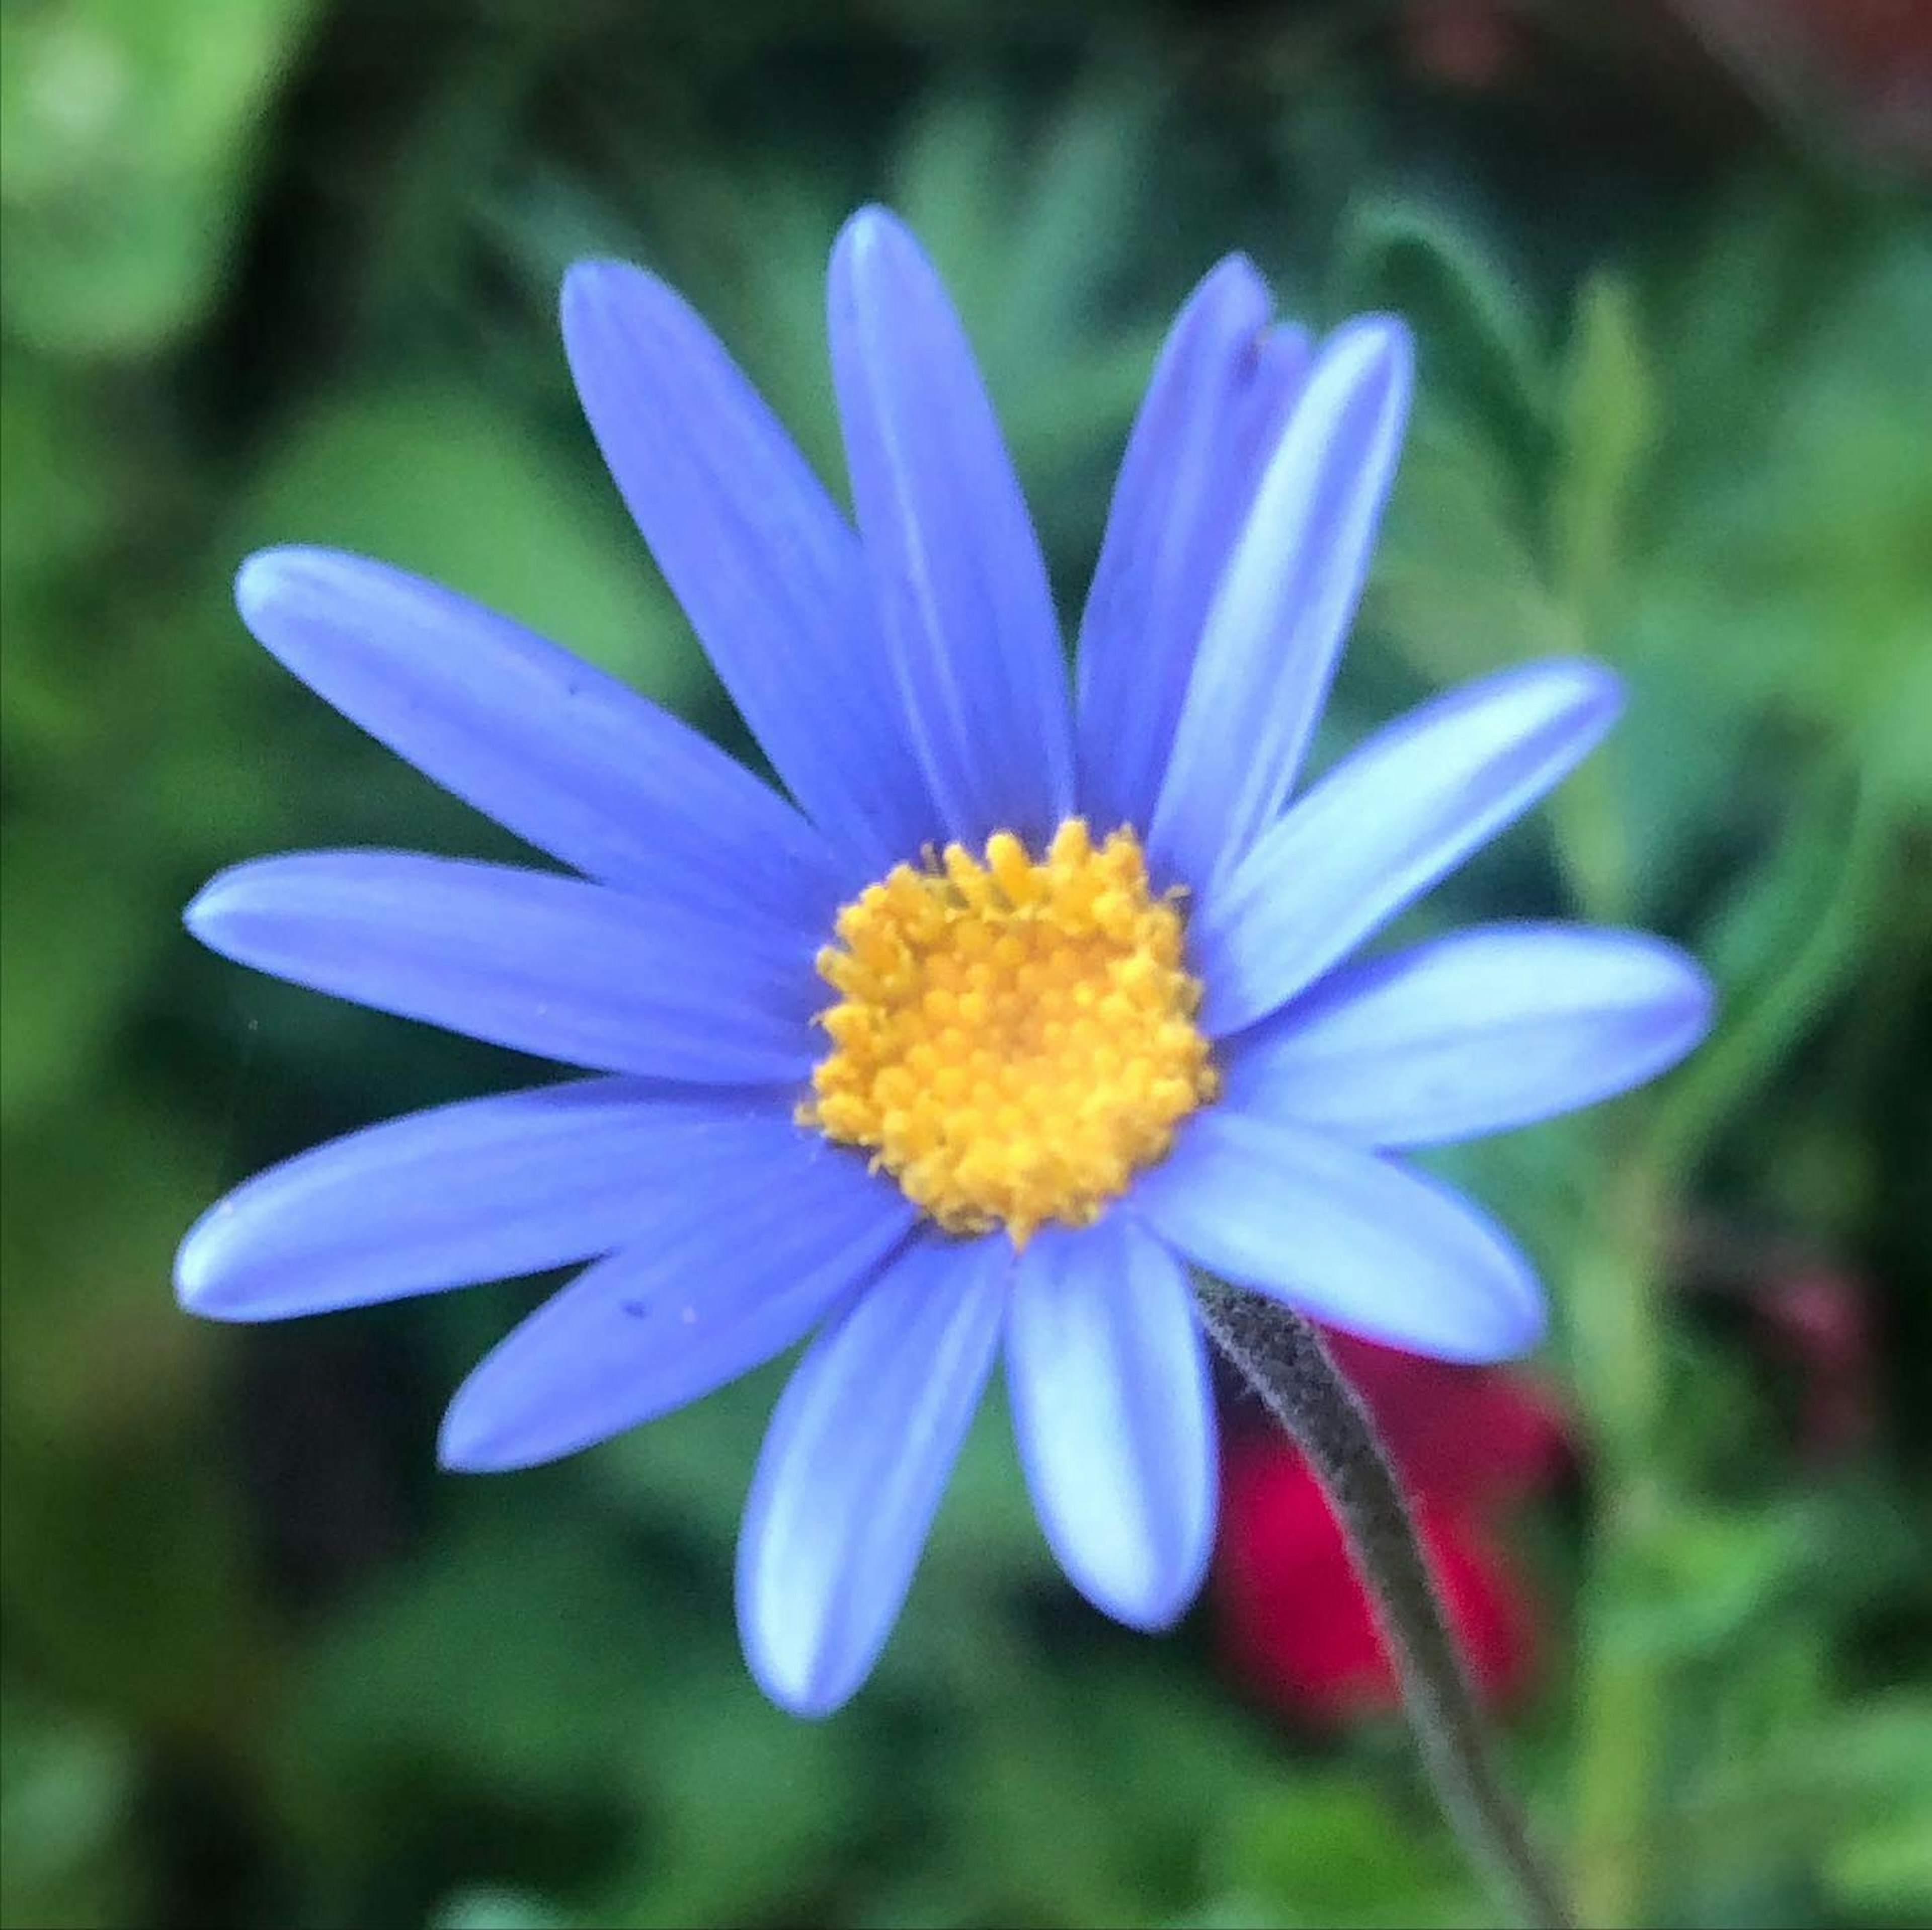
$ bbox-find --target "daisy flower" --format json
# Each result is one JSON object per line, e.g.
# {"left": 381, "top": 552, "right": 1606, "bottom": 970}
{"left": 176, "top": 206, "right": 1712, "bottom": 1717}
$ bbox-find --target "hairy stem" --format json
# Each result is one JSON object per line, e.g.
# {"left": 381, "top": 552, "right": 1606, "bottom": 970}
{"left": 1197, "top": 1283, "right": 1574, "bottom": 1929}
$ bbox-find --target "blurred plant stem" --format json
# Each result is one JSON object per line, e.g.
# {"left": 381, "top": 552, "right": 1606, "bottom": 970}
{"left": 1198, "top": 1285, "right": 1576, "bottom": 1929}
{"left": 1559, "top": 752, "right": 1884, "bottom": 1927}
{"left": 1565, "top": 1156, "right": 1670, "bottom": 1930}
{"left": 1546, "top": 752, "right": 1634, "bottom": 929}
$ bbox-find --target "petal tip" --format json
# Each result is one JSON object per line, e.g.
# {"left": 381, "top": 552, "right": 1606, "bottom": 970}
{"left": 559, "top": 255, "right": 636, "bottom": 321}
{"left": 182, "top": 865, "right": 257, "bottom": 952}
{"left": 1504, "top": 655, "right": 1627, "bottom": 740}
{"left": 181, "top": 873, "right": 228, "bottom": 945}
{"left": 173, "top": 1203, "right": 273, "bottom": 1324}
{"left": 1659, "top": 944, "right": 1719, "bottom": 1059}
{"left": 830, "top": 205, "right": 933, "bottom": 309}
{"left": 736, "top": 1524, "right": 878, "bottom": 1720}
{"left": 558, "top": 258, "right": 680, "bottom": 372}
{"left": 1560, "top": 656, "right": 1626, "bottom": 718}
{"left": 435, "top": 1395, "right": 503, "bottom": 1474}
{"left": 233, "top": 546, "right": 310, "bottom": 633}
{"left": 1399, "top": 1296, "right": 1546, "bottom": 1368}
{"left": 438, "top": 1379, "right": 587, "bottom": 1475}
{"left": 1458, "top": 1269, "right": 1549, "bottom": 1364}
{"left": 1496, "top": 1295, "right": 1549, "bottom": 1362}
{"left": 1201, "top": 249, "right": 1271, "bottom": 310}
{"left": 1352, "top": 309, "right": 1416, "bottom": 363}
{"left": 741, "top": 1633, "right": 854, "bottom": 1722}
{"left": 833, "top": 201, "right": 910, "bottom": 263}
{"left": 235, "top": 544, "right": 384, "bottom": 666}
{"left": 1682, "top": 955, "right": 1719, "bottom": 1037}
{"left": 1100, "top": 1569, "right": 1203, "bottom": 1635}
{"left": 1324, "top": 311, "right": 1416, "bottom": 406}
{"left": 172, "top": 1216, "right": 225, "bottom": 1317}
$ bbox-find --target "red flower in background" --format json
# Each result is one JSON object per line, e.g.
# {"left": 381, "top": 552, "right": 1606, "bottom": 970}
{"left": 1215, "top": 1332, "right": 1570, "bottom": 1724}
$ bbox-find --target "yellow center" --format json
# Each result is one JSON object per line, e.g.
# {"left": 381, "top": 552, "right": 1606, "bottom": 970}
{"left": 799, "top": 818, "right": 1217, "bottom": 1245}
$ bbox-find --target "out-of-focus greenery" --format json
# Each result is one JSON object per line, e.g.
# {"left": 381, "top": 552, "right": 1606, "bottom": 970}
{"left": 3, "top": 3, "right": 1928, "bottom": 1926}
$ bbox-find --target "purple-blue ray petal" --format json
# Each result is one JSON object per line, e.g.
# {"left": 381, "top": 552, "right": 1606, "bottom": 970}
{"left": 828, "top": 205, "right": 1074, "bottom": 848}
{"left": 438, "top": 1138, "right": 913, "bottom": 1471}
{"left": 1223, "top": 922, "right": 1715, "bottom": 1147}
{"left": 1006, "top": 1216, "right": 1216, "bottom": 1631}
{"left": 175, "top": 1079, "right": 797, "bottom": 1321}
{"left": 737, "top": 1229, "right": 1010, "bottom": 1717}
{"left": 186, "top": 850, "right": 818, "bottom": 1081}
{"left": 1076, "top": 257, "right": 1313, "bottom": 836}
{"left": 561, "top": 259, "right": 936, "bottom": 874}
{"left": 233, "top": 546, "right": 845, "bottom": 934}
{"left": 1149, "top": 317, "right": 1413, "bottom": 892}
{"left": 1194, "top": 659, "right": 1623, "bottom": 1038}
{"left": 1132, "top": 1110, "right": 1545, "bottom": 1363}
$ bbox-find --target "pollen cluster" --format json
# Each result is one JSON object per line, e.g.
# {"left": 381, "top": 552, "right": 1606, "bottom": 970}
{"left": 799, "top": 819, "right": 1217, "bottom": 1245}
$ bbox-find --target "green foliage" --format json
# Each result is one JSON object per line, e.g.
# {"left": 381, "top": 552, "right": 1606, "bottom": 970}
{"left": 2, "top": 4, "right": 1927, "bottom": 1929}
{"left": 232, "top": 383, "right": 711, "bottom": 711}
{"left": 0, "top": 0, "right": 317, "bottom": 357}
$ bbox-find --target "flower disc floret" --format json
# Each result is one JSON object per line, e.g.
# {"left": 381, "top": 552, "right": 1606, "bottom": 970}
{"left": 800, "top": 819, "right": 1218, "bottom": 1244}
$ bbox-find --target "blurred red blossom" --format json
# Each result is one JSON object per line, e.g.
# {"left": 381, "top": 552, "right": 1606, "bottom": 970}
{"left": 1756, "top": 1266, "right": 1877, "bottom": 1458}
{"left": 1215, "top": 1332, "right": 1570, "bottom": 1724}
{"left": 1399, "top": 0, "right": 1932, "bottom": 172}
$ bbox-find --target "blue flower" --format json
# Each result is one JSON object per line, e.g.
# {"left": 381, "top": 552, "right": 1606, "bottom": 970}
{"left": 177, "top": 206, "right": 1711, "bottom": 1717}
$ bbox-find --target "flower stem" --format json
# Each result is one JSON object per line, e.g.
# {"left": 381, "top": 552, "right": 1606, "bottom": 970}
{"left": 1197, "top": 1282, "right": 1574, "bottom": 1930}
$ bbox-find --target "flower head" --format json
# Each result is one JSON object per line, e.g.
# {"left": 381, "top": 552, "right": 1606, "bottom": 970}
{"left": 176, "top": 206, "right": 1712, "bottom": 1716}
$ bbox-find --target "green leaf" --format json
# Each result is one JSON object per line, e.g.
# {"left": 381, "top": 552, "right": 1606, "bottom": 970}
{"left": 0, "top": 1691, "right": 140, "bottom": 1930}
{"left": 1551, "top": 272, "right": 1657, "bottom": 624}
{"left": 0, "top": 1103, "right": 275, "bottom": 1745}
{"left": 1636, "top": 217, "right": 1932, "bottom": 813}
{"left": 1366, "top": 402, "right": 1566, "bottom": 686}
{"left": 0, "top": 0, "right": 318, "bottom": 356}
{"left": 430, "top": 1889, "right": 569, "bottom": 1930}
{"left": 587, "top": 1357, "right": 782, "bottom": 1551}
{"left": 1212, "top": 1774, "right": 1484, "bottom": 1927}
{"left": 1830, "top": 1806, "right": 1932, "bottom": 1919}
{"left": 594, "top": 1680, "right": 871, "bottom": 1928}
{"left": 933, "top": 1650, "right": 1285, "bottom": 1926}
{"left": 228, "top": 385, "right": 712, "bottom": 717}
{"left": 1697, "top": 783, "right": 1857, "bottom": 1004}
{"left": 1595, "top": 1501, "right": 1813, "bottom": 1663}
{"left": 0, "top": 821, "right": 167, "bottom": 1121}
{"left": 1331, "top": 193, "right": 1549, "bottom": 423}
{"left": 271, "top": 1503, "right": 674, "bottom": 1864}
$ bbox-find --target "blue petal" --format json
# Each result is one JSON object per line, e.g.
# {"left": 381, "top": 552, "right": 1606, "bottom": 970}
{"left": 1076, "top": 257, "right": 1311, "bottom": 835}
{"left": 233, "top": 547, "right": 845, "bottom": 935}
{"left": 1132, "top": 1111, "right": 1544, "bottom": 1363}
{"left": 1006, "top": 1217, "right": 1215, "bottom": 1630}
{"left": 1223, "top": 922, "right": 1715, "bottom": 1147}
{"left": 175, "top": 1080, "right": 796, "bottom": 1321}
{"left": 1149, "top": 317, "right": 1413, "bottom": 891}
{"left": 737, "top": 1230, "right": 1009, "bottom": 1717}
{"left": 828, "top": 206, "right": 1074, "bottom": 848}
{"left": 186, "top": 851, "right": 817, "bottom": 1081}
{"left": 438, "top": 1137, "right": 912, "bottom": 1470}
{"left": 1194, "top": 659, "right": 1623, "bottom": 1037}
{"left": 561, "top": 259, "right": 936, "bottom": 874}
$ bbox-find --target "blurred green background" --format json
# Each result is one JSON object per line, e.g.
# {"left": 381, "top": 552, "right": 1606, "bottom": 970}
{"left": 3, "top": 2, "right": 1929, "bottom": 1925}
